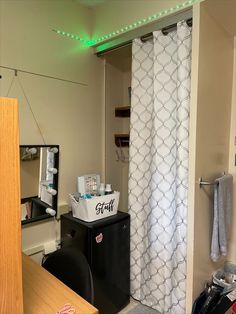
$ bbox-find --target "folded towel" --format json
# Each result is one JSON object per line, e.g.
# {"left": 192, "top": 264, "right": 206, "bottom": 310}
{"left": 211, "top": 174, "right": 233, "bottom": 262}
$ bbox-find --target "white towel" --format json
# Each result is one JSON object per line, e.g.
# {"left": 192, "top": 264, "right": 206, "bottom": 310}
{"left": 211, "top": 174, "right": 233, "bottom": 262}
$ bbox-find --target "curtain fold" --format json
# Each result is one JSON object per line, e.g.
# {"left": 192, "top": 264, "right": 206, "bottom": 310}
{"left": 129, "top": 21, "right": 192, "bottom": 314}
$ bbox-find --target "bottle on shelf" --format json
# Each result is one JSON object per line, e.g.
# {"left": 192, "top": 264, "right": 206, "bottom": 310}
{"left": 105, "top": 184, "right": 113, "bottom": 195}
{"left": 99, "top": 183, "right": 105, "bottom": 196}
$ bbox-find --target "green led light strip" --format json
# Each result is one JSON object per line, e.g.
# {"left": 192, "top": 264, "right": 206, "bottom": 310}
{"left": 53, "top": 0, "right": 202, "bottom": 47}
{"left": 52, "top": 29, "right": 95, "bottom": 45}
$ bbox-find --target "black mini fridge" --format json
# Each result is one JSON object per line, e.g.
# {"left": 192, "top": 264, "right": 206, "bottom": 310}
{"left": 61, "top": 212, "right": 130, "bottom": 314}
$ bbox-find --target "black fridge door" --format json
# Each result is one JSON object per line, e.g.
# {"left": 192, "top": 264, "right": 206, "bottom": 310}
{"left": 90, "top": 217, "right": 130, "bottom": 314}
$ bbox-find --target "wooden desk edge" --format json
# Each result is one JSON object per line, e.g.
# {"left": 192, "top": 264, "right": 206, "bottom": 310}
{"left": 22, "top": 253, "right": 98, "bottom": 314}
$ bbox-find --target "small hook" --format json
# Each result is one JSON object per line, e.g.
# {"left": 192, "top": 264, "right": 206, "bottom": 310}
{"left": 115, "top": 150, "right": 120, "bottom": 162}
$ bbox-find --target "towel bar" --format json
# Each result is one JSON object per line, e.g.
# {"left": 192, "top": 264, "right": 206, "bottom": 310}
{"left": 199, "top": 172, "right": 226, "bottom": 188}
{"left": 199, "top": 178, "right": 217, "bottom": 188}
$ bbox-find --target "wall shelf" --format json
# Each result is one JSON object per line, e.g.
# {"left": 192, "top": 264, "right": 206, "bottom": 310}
{"left": 114, "top": 134, "right": 129, "bottom": 147}
{"left": 115, "top": 106, "right": 130, "bottom": 117}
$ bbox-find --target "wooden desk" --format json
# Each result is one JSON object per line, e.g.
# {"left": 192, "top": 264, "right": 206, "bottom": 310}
{"left": 22, "top": 254, "right": 98, "bottom": 314}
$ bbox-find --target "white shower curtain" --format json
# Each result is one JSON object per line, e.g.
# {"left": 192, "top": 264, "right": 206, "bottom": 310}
{"left": 129, "top": 21, "right": 192, "bottom": 314}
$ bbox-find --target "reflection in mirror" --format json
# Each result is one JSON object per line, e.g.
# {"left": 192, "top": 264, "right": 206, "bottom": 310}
{"left": 20, "top": 145, "right": 59, "bottom": 224}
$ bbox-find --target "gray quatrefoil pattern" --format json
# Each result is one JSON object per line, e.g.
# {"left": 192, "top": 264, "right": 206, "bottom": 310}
{"left": 128, "top": 21, "right": 192, "bottom": 314}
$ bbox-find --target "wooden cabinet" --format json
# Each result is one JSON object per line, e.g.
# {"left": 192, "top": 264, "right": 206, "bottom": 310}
{"left": 0, "top": 98, "right": 23, "bottom": 314}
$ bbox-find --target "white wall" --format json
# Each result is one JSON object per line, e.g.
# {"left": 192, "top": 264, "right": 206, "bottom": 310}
{"left": 228, "top": 38, "right": 236, "bottom": 262}
{"left": 105, "top": 62, "right": 130, "bottom": 212}
{"left": 186, "top": 2, "right": 235, "bottom": 311}
{"left": 0, "top": 0, "right": 104, "bottom": 262}
{"left": 92, "top": 0, "right": 194, "bottom": 40}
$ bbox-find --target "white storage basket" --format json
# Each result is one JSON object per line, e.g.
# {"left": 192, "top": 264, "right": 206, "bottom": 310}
{"left": 69, "top": 191, "right": 120, "bottom": 222}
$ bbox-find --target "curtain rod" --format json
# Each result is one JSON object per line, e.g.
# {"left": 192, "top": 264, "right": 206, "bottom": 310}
{"left": 141, "top": 18, "right": 192, "bottom": 42}
{"left": 97, "top": 18, "right": 192, "bottom": 56}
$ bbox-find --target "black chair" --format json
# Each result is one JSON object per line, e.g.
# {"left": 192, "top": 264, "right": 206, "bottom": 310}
{"left": 42, "top": 247, "right": 94, "bottom": 304}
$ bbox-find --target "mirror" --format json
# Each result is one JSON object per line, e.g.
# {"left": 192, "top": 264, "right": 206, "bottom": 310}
{"left": 20, "top": 145, "right": 59, "bottom": 224}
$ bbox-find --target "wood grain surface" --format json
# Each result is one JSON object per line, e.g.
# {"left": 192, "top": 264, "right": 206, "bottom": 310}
{"left": 0, "top": 98, "right": 23, "bottom": 314}
{"left": 23, "top": 254, "right": 98, "bottom": 314}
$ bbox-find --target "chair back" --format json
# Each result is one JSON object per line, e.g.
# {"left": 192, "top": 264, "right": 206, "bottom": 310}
{"left": 42, "top": 247, "right": 94, "bottom": 304}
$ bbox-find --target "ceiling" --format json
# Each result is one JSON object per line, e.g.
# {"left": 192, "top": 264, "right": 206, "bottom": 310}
{"left": 77, "top": 0, "right": 105, "bottom": 7}
{"left": 77, "top": 0, "right": 132, "bottom": 8}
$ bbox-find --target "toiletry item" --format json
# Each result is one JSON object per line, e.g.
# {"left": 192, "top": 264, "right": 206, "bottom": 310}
{"left": 105, "top": 184, "right": 113, "bottom": 195}
{"left": 77, "top": 174, "right": 100, "bottom": 195}
{"left": 73, "top": 192, "right": 80, "bottom": 202}
{"left": 99, "top": 183, "right": 105, "bottom": 196}
{"left": 81, "top": 194, "right": 92, "bottom": 199}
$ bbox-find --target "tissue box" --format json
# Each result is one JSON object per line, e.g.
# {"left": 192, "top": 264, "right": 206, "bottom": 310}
{"left": 69, "top": 192, "right": 120, "bottom": 222}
